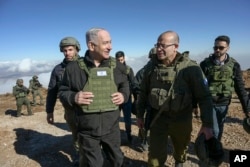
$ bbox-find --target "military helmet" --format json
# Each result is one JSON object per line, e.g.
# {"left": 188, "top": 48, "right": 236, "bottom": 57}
{"left": 59, "top": 37, "right": 81, "bottom": 52}
{"left": 16, "top": 79, "right": 23, "bottom": 84}
{"left": 194, "top": 134, "right": 224, "bottom": 166}
{"left": 148, "top": 47, "right": 157, "bottom": 58}
{"left": 33, "top": 75, "right": 38, "bottom": 79}
{"left": 243, "top": 117, "right": 250, "bottom": 134}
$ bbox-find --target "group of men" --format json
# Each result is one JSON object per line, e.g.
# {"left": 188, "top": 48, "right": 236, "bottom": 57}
{"left": 13, "top": 27, "right": 250, "bottom": 167}
{"left": 13, "top": 75, "right": 43, "bottom": 117}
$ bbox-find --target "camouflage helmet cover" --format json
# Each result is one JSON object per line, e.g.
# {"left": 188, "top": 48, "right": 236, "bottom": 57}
{"left": 16, "top": 79, "right": 23, "bottom": 84}
{"left": 33, "top": 75, "right": 38, "bottom": 79}
{"left": 148, "top": 47, "right": 157, "bottom": 58}
{"left": 59, "top": 37, "right": 81, "bottom": 52}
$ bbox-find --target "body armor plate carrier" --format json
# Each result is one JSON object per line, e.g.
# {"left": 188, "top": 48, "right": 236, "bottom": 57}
{"left": 147, "top": 52, "right": 194, "bottom": 113}
{"left": 77, "top": 57, "right": 118, "bottom": 113}
{"left": 204, "top": 56, "right": 235, "bottom": 97}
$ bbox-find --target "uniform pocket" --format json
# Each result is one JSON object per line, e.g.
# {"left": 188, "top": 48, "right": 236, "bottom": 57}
{"left": 149, "top": 88, "right": 168, "bottom": 110}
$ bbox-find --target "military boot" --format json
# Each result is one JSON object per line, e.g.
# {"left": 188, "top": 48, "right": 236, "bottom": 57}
{"left": 28, "top": 111, "right": 34, "bottom": 116}
{"left": 16, "top": 111, "right": 21, "bottom": 117}
{"left": 27, "top": 104, "right": 33, "bottom": 115}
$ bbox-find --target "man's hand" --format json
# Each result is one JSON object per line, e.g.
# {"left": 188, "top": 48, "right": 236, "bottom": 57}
{"left": 111, "top": 92, "right": 124, "bottom": 105}
{"left": 74, "top": 91, "right": 94, "bottom": 105}
{"left": 198, "top": 126, "right": 214, "bottom": 140}
{"left": 47, "top": 113, "right": 54, "bottom": 124}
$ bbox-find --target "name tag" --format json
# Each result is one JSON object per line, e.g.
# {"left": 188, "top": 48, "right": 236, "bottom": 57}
{"left": 97, "top": 70, "right": 107, "bottom": 76}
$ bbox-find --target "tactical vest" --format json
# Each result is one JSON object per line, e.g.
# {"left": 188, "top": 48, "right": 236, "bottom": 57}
{"left": 77, "top": 57, "right": 118, "bottom": 113}
{"left": 204, "top": 57, "right": 235, "bottom": 97}
{"left": 147, "top": 52, "right": 194, "bottom": 113}
{"left": 14, "top": 86, "right": 27, "bottom": 98}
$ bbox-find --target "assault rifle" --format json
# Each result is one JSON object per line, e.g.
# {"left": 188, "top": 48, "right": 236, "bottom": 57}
{"left": 34, "top": 81, "right": 42, "bottom": 87}
{"left": 139, "top": 106, "right": 152, "bottom": 151}
{"left": 16, "top": 87, "right": 29, "bottom": 94}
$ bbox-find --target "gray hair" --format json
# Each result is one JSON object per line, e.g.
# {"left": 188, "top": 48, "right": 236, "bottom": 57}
{"left": 85, "top": 27, "right": 106, "bottom": 45}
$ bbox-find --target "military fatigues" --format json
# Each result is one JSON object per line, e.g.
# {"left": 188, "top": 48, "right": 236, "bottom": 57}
{"left": 59, "top": 51, "right": 129, "bottom": 167}
{"left": 137, "top": 52, "right": 214, "bottom": 166}
{"left": 46, "top": 57, "right": 79, "bottom": 152}
{"left": 200, "top": 54, "right": 250, "bottom": 140}
{"left": 29, "top": 77, "right": 43, "bottom": 105}
{"left": 13, "top": 85, "right": 32, "bottom": 116}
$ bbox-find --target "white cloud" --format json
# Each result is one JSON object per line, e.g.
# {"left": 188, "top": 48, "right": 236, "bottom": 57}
{"left": 0, "top": 57, "right": 149, "bottom": 94}
{"left": 18, "top": 58, "right": 32, "bottom": 72}
{"left": 1, "top": 54, "right": 248, "bottom": 94}
{"left": 0, "top": 59, "right": 59, "bottom": 94}
{"left": 0, "top": 73, "right": 51, "bottom": 94}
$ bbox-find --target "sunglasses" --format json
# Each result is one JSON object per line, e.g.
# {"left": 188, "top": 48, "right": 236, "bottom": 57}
{"left": 213, "top": 46, "right": 227, "bottom": 50}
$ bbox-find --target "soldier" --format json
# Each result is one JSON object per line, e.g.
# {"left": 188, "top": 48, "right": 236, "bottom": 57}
{"left": 133, "top": 47, "right": 156, "bottom": 151}
{"left": 136, "top": 31, "right": 214, "bottom": 167}
{"left": 199, "top": 35, "right": 250, "bottom": 141}
{"left": 13, "top": 79, "right": 33, "bottom": 117}
{"left": 115, "top": 50, "right": 135, "bottom": 143}
{"left": 46, "top": 36, "right": 81, "bottom": 166}
{"left": 29, "top": 75, "right": 43, "bottom": 106}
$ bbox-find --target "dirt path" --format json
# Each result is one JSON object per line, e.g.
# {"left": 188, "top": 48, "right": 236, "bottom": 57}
{"left": 0, "top": 89, "right": 249, "bottom": 167}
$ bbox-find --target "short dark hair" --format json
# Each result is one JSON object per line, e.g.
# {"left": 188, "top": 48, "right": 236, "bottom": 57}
{"left": 215, "top": 35, "right": 230, "bottom": 45}
{"left": 115, "top": 51, "right": 125, "bottom": 58}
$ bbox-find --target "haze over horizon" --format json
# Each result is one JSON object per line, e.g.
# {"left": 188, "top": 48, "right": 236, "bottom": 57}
{"left": 1, "top": 52, "right": 249, "bottom": 94}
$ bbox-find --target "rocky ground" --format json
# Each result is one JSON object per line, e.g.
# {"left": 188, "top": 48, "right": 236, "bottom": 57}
{"left": 0, "top": 70, "right": 250, "bottom": 167}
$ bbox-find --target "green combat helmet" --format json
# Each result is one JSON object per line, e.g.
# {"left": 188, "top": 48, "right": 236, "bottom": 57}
{"left": 194, "top": 134, "right": 224, "bottom": 166}
{"left": 148, "top": 47, "right": 157, "bottom": 58}
{"left": 33, "top": 75, "right": 38, "bottom": 80}
{"left": 16, "top": 79, "right": 23, "bottom": 85}
{"left": 243, "top": 117, "right": 250, "bottom": 134}
{"left": 59, "top": 37, "right": 81, "bottom": 52}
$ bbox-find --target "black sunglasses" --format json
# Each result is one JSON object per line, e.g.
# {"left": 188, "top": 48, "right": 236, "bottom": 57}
{"left": 213, "top": 46, "right": 226, "bottom": 50}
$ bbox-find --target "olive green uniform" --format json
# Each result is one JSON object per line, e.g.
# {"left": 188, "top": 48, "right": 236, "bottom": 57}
{"left": 13, "top": 85, "right": 32, "bottom": 116}
{"left": 29, "top": 78, "right": 43, "bottom": 105}
{"left": 137, "top": 52, "right": 214, "bottom": 166}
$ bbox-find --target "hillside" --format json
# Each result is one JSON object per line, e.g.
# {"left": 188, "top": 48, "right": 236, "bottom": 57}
{"left": 0, "top": 70, "right": 250, "bottom": 167}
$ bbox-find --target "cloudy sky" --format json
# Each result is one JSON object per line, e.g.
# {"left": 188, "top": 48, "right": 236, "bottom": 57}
{"left": 0, "top": 0, "right": 249, "bottom": 94}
